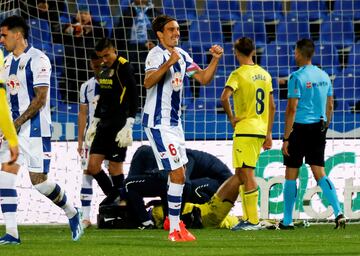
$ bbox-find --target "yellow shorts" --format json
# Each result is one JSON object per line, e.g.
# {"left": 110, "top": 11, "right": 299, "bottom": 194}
{"left": 232, "top": 136, "right": 264, "bottom": 168}
{"left": 151, "top": 195, "right": 239, "bottom": 229}
{"left": 184, "top": 194, "right": 238, "bottom": 228}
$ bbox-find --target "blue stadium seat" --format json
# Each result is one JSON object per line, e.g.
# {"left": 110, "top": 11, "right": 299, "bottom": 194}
{"left": 319, "top": 15, "right": 355, "bottom": 48}
{"left": 162, "top": 0, "right": 197, "bottom": 21}
{"left": 232, "top": 15, "right": 267, "bottom": 46}
{"left": 246, "top": 1, "right": 283, "bottom": 22}
{"left": 52, "top": 43, "right": 65, "bottom": 76}
{"left": 181, "top": 42, "right": 206, "bottom": 69}
{"left": 223, "top": 43, "right": 237, "bottom": 74}
{"left": 312, "top": 44, "right": 341, "bottom": 75}
{"left": 345, "top": 43, "right": 360, "bottom": 75}
{"left": 28, "top": 18, "right": 52, "bottom": 45}
{"left": 260, "top": 43, "right": 295, "bottom": 78}
{"left": 189, "top": 20, "right": 223, "bottom": 47}
{"left": 333, "top": 0, "right": 360, "bottom": 20}
{"left": 288, "top": 0, "right": 328, "bottom": 21}
{"left": 199, "top": 0, "right": 241, "bottom": 21}
{"left": 276, "top": 17, "right": 311, "bottom": 44}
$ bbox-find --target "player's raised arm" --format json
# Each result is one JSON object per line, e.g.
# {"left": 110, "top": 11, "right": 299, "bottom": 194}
{"left": 192, "top": 44, "right": 224, "bottom": 85}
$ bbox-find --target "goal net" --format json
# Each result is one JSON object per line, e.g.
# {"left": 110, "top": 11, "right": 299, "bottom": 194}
{"left": 0, "top": 0, "right": 359, "bottom": 224}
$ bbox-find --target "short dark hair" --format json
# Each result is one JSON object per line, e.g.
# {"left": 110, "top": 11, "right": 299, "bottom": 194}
{"left": 296, "top": 38, "right": 315, "bottom": 59}
{"left": 152, "top": 15, "right": 176, "bottom": 36}
{"left": 0, "top": 15, "right": 29, "bottom": 39}
{"left": 95, "top": 38, "right": 115, "bottom": 51}
{"left": 233, "top": 37, "right": 255, "bottom": 57}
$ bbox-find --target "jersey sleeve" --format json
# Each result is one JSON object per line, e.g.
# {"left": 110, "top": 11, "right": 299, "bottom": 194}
{"left": 182, "top": 50, "right": 201, "bottom": 78}
{"left": 119, "top": 61, "right": 139, "bottom": 118}
{"left": 225, "top": 71, "right": 239, "bottom": 91}
{"left": 145, "top": 48, "right": 163, "bottom": 72}
{"left": 79, "top": 82, "right": 88, "bottom": 104}
{"left": 287, "top": 74, "right": 301, "bottom": 98}
{"left": 32, "top": 53, "right": 51, "bottom": 87}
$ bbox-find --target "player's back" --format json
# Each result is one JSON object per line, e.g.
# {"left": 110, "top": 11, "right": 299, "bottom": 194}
{"left": 289, "top": 65, "right": 332, "bottom": 124}
{"left": 226, "top": 64, "right": 273, "bottom": 136}
{"left": 4, "top": 46, "right": 52, "bottom": 137}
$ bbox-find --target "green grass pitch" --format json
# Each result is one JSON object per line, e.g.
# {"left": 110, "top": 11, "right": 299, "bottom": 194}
{"left": 1, "top": 224, "right": 360, "bottom": 256}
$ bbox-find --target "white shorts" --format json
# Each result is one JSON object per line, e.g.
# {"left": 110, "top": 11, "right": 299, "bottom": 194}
{"left": 144, "top": 125, "right": 188, "bottom": 171}
{"left": 0, "top": 136, "right": 51, "bottom": 173}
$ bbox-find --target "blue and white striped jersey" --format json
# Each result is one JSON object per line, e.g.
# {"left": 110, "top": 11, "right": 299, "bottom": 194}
{"left": 79, "top": 77, "right": 100, "bottom": 129}
{"left": 3, "top": 45, "right": 52, "bottom": 137}
{"left": 142, "top": 44, "right": 200, "bottom": 128}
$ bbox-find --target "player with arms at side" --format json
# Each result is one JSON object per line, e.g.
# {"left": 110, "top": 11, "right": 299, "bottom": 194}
{"left": 0, "top": 15, "right": 83, "bottom": 244}
{"left": 280, "top": 38, "right": 345, "bottom": 229}
{"left": 221, "top": 37, "right": 275, "bottom": 231}
{"left": 77, "top": 52, "right": 104, "bottom": 228}
{"left": 85, "top": 38, "right": 138, "bottom": 202}
{"left": 0, "top": 48, "right": 19, "bottom": 165}
{"left": 142, "top": 15, "right": 224, "bottom": 241}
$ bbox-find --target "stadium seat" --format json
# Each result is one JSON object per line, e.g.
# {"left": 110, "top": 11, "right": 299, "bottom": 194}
{"left": 199, "top": 0, "right": 241, "bottom": 21}
{"left": 288, "top": 0, "right": 329, "bottom": 21}
{"left": 223, "top": 43, "right": 237, "bottom": 74}
{"left": 276, "top": 17, "right": 311, "bottom": 44}
{"left": 333, "top": 0, "right": 360, "bottom": 20}
{"left": 312, "top": 44, "right": 341, "bottom": 75}
{"left": 345, "top": 43, "right": 360, "bottom": 75}
{"left": 260, "top": 43, "right": 295, "bottom": 78}
{"left": 28, "top": 18, "right": 52, "bottom": 45}
{"left": 189, "top": 20, "right": 224, "bottom": 47}
{"left": 162, "top": 0, "right": 197, "bottom": 21}
{"left": 319, "top": 15, "right": 355, "bottom": 48}
{"left": 246, "top": 0, "right": 283, "bottom": 22}
{"left": 232, "top": 15, "right": 267, "bottom": 46}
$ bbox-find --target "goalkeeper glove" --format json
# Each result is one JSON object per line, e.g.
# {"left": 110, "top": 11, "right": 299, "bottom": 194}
{"left": 85, "top": 117, "right": 99, "bottom": 147}
{"left": 115, "top": 117, "right": 134, "bottom": 148}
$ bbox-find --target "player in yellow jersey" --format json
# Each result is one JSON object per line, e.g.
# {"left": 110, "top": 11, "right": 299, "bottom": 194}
{"left": 0, "top": 48, "right": 18, "bottom": 165}
{"left": 221, "top": 37, "right": 275, "bottom": 230}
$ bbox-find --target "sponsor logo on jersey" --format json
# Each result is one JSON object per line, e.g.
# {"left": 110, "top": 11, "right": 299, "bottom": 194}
{"left": 171, "top": 72, "right": 183, "bottom": 92}
{"left": 6, "top": 74, "right": 20, "bottom": 95}
{"left": 306, "top": 81, "right": 312, "bottom": 88}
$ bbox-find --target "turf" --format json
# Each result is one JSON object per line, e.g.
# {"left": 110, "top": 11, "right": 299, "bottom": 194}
{"left": 1, "top": 224, "right": 360, "bottom": 256}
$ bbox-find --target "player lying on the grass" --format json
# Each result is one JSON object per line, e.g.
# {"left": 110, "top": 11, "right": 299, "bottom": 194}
{"left": 121, "top": 145, "right": 233, "bottom": 229}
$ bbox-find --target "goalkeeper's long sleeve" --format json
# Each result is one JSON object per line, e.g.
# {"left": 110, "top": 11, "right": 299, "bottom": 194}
{"left": 0, "top": 88, "right": 18, "bottom": 147}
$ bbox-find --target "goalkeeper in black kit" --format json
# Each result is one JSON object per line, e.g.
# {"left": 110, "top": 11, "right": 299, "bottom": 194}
{"left": 85, "top": 38, "right": 138, "bottom": 198}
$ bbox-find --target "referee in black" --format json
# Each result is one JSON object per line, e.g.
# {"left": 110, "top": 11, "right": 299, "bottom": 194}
{"left": 86, "top": 38, "right": 138, "bottom": 198}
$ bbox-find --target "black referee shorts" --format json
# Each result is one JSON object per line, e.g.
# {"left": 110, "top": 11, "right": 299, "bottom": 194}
{"left": 283, "top": 122, "right": 327, "bottom": 168}
{"left": 90, "top": 120, "right": 127, "bottom": 162}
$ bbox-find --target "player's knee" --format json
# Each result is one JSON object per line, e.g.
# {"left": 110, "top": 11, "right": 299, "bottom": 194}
{"left": 29, "top": 172, "right": 47, "bottom": 186}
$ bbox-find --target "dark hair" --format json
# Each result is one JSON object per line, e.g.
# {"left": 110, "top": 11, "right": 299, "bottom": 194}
{"left": 296, "top": 38, "right": 315, "bottom": 59}
{"left": 94, "top": 38, "right": 115, "bottom": 51}
{"left": 233, "top": 37, "right": 255, "bottom": 57}
{"left": 89, "top": 50, "right": 101, "bottom": 60}
{"left": 0, "top": 15, "right": 29, "bottom": 39}
{"left": 152, "top": 15, "right": 176, "bottom": 37}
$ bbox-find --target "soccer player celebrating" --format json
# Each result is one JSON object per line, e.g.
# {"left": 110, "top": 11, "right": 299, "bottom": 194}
{"left": 280, "top": 39, "right": 345, "bottom": 229}
{"left": 0, "top": 49, "right": 19, "bottom": 165}
{"left": 85, "top": 38, "right": 138, "bottom": 203}
{"left": 220, "top": 37, "right": 275, "bottom": 231}
{"left": 142, "top": 15, "right": 223, "bottom": 241}
{"left": 77, "top": 52, "right": 104, "bottom": 228}
{"left": 0, "top": 15, "right": 83, "bottom": 244}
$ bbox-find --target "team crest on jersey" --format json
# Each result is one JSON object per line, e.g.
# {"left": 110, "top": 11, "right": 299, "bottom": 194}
{"left": 6, "top": 74, "right": 20, "bottom": 95}
{"left": 306, "top": 81, "right": 312, "bottom": 88}
{"left": 171, "top": 72, "right": 183, "bottom": 91}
